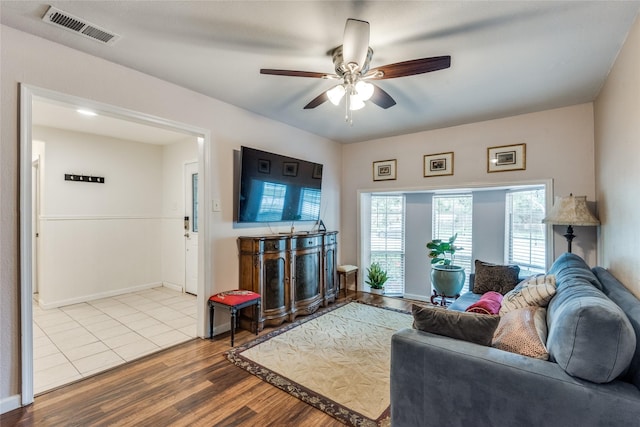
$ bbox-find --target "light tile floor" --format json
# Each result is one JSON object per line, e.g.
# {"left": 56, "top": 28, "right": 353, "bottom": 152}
{"left": 33, "top": 287, "right": 196, "bottom": 394}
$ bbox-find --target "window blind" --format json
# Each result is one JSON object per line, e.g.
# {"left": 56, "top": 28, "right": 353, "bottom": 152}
{"left": 506, "top": 188, "right": 546, "bottom": 274}
{"left": 432, "top": 195, "right": 473, "bottom": 291}
{"left": 370, "top": 195, "right": 405, "bottom": 295}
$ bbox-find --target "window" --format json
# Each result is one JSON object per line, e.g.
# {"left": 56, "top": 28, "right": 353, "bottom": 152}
{"left": 432, "top": 195, "right": 473, "bottom": 291}
{"left": 370, "top": 195, "right": 405, "bottom": 295}
{"left": 505, "top": 188, "right": 546, "bottom": 274}
{"left": 191, "top": 173, "right": 198, "bottom": 232}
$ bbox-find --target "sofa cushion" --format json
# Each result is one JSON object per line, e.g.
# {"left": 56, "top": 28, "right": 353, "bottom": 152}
{"left": 547, "top": 254, "right": 636, "bottom": 383}
{"left": 548, "top": 252, "right": 603, "bottom": 291}
{"left": 500, "top": 274, "right": 556, "bottom": 315}
{"left": 411, "top": 304, "right": 500, "bottom": 346}
{"left": 448, "top": 291, "right": 481, "bottom": 312}
{"left": 473, "top": 260, "right": 520, "bottom": 295}
{"left": 593, "top": 266, "right": 640, "bottom": 389}
{"left": 492, "top": 306, "right": 549, "bottom": 360}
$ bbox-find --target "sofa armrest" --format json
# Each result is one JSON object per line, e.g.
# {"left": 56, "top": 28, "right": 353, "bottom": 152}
{"left": 391, "top": 328, "right": 640, "bottom": 427}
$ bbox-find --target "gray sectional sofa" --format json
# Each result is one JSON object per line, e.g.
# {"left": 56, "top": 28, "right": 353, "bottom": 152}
{"left": 390, "top": 253, "right": 640, "bottom": 427}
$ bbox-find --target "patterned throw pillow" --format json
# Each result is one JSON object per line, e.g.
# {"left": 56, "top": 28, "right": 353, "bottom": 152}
{"left": 472, "top": 260, "right": 521, "bottom": 295}
{"left": 412, "top": 304, "right": 500, "bottom": 346}
{"left": 500, "top": 274, "right": 556, "bottom": 316}
{"left": 492, "top": 306, "right": 549, "bottom": 360}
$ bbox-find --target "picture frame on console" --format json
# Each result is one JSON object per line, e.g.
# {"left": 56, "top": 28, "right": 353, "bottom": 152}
{"left": 373, "top": 159, "right": 397, "bottom": 181}
{"left": 424, "top": 152, "right": 454, "bottom": 177}
{"left": 487, "top": 143, "right": 526, "bottom": 173}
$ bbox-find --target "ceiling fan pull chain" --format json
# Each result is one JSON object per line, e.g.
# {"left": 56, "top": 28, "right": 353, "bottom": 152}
{"left": 345, "top": 87, "right": 353, "bottom": 125}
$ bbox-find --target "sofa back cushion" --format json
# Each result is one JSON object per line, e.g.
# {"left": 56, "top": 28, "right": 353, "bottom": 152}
{"left": 594, "top": 266, "right": 640, "bottom": 389}
{"left": 546, "top": 253, "right": 636, "bottom": 383}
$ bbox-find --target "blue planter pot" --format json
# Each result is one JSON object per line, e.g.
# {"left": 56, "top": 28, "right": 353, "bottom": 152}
{"left": 430, "top": 265, "right": 465, "bottom": 297}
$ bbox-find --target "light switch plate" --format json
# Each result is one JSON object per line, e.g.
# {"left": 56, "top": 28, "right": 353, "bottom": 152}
{"left": 212, "top": 199, "right": 221, "bottom": 212}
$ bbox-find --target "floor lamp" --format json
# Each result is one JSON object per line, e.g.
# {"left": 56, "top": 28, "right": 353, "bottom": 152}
{"left": 542, "top": 194, "right": 600, "bottom": 253}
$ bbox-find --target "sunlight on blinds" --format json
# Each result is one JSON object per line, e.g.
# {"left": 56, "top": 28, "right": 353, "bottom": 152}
{"left": 432, "top": 195, "right": 473, "bottom": 291}
{"left": 506, "top": 188, "right": 546, "bottom": 274}
{"left": 370, "top": 195, "right": 405, "bottom": 295}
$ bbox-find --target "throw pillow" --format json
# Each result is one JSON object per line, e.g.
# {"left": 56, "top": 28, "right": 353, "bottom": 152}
{"left": 500, "top": 274, "right": 557, "bottom": 316}
{"left": 412, "top": 304, "right": 500, "bottom": 346}
{"left": 492, "top": 306, "right": 549, "bottom": 360}
{"left": 466, "top": 291, "right": 503, "bottom": 315}
{"left": 473, "top": 260, "right": 521, "bottom": 295}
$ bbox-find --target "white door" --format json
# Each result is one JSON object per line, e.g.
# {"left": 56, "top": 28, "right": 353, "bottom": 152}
{"left": 184, "top": 162, "right": 198, "bottom": 295}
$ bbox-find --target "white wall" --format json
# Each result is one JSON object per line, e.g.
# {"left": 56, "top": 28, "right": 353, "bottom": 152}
{"left": 594, "top": 15, "right": 640, "bottom": 298}
{"left": 472, "top": 190, "right": 508, "bottom": 264}
{"left": 404, "top": 193, "right": 432, "bottom": 298}
{"left": 32, "top": 126, "right": 166, "bottom": 307}
{"left": 0, "top": 25, "right": 342, "bottom": 408}
{"left": 342, "top": 104, "right": 598, "bottom": 281}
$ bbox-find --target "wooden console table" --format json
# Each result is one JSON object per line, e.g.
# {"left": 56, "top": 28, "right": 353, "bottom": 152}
{"left": 238, "top": 231, "right": 338, "bottom": 330}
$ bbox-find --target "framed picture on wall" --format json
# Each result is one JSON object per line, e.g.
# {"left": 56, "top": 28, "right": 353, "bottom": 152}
{"left": 424, "top": 152, "right": 454, "bottom": 177}
{"left": 487, "top": 143, "right": 526, "bottom": 172}
{"left": 373, "top": 159, "right": 397, "bottom": 181}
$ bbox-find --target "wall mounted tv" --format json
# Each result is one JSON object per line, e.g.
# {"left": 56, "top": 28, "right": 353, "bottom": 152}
{"left": 237, "top": 146, "right": 323, "bottom": 223}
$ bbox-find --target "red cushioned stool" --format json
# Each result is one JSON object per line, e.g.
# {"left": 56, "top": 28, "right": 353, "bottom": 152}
{"left": 208, "top": 290, "right": 261, "bottom": 346}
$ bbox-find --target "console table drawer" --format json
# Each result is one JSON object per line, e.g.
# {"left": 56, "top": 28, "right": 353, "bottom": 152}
{"left": 295, "top": 236, "right": 320, "bottom": 249}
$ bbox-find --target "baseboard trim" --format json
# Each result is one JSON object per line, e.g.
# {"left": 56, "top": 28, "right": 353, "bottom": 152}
{"left": 0, "top": 394, "right": 21, "bottom": 415}
{"left": 402, "top": 292, "right": 430, "bottom": 303}
{"left": 37, "top": 282, "right": 163, "bottom": 309}
{"left": 162, "top": 282, "right": 184, "bottom": 293}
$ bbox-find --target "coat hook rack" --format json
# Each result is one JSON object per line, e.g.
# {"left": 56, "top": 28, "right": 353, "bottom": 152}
{"left": 65, "top": 173, "right": 105, "bottom": 183}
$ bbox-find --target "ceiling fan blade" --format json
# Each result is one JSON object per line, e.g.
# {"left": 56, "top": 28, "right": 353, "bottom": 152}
{"left": 303, "top": 92, "right": 329, "bottom": 109}
{"left": 260, "top": 69, "right": 328, "bottom": 78}
{"left": 342, "top": 18, "right": 370, "bottom": 70}
{"left": 369, "top": 85, "right": 396, "bottom": 109}
{"left": 370, "top": 56, "right": 451, "bottom": 80}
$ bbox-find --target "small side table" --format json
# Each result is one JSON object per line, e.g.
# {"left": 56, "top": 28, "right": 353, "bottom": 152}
{"left": 337, "top": 265, "right": 358, "bottom": 297}
{"left": 208, "top": 290, "right": 261, "bottom": 347}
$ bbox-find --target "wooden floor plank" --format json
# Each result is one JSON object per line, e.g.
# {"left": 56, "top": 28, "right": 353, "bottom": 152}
{"left": 1, "top": 293, "right": 417, "bottom": 426}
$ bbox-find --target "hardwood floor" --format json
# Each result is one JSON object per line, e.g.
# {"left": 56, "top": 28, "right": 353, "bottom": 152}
{"left": 2, "top": 292, "right": 418, "bottom": 427}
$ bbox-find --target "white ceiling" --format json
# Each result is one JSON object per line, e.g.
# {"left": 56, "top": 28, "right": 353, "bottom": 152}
{"left": 2, "top": 1, "right": 639, "bottom": 144}
{"left": 32, "top": 100, "right": 195, "bottom": 145}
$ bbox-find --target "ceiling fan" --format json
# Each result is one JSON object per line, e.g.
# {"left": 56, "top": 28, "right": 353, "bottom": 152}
{"left": 260, "top": 18, "right": 451, "bottom": 123}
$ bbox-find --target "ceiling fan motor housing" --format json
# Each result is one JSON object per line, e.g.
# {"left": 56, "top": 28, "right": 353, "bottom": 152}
{"left": 332, "top": 45, "right": 374, "bottom": 76}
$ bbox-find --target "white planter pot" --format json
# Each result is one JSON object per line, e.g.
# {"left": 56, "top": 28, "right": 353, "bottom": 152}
{"left": 370, "top": 287, "right": 385, "bottom": 295}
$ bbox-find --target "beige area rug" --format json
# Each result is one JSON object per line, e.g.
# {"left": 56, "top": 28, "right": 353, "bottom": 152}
{"left": 226, "top": 302, "right": 413, "bottom": 427}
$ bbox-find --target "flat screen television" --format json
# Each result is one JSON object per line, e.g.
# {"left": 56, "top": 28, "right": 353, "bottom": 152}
{"left": 237, "top": 146, "right": 323, "bottom": 223}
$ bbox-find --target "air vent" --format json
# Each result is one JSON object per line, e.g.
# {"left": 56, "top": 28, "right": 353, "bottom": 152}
{"left": 42, "top": 6, "right": 120, "bottom": 45}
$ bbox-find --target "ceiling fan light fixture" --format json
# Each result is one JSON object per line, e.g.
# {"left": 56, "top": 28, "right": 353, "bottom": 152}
{"left": 327, "top": 85, "right": 346, "bottom": 105}
{"left": 349, "top": 94, "right": 365, "bottom": 111}
{"left": 355, "top": 80, "right": 374, "bottom": 101}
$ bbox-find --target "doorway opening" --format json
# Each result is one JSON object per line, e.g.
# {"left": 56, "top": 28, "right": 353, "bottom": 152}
{"left": 20, "top": 85, "right": 211, "bottom": 403}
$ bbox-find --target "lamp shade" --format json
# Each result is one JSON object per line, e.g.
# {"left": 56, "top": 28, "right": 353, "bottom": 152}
{"left": 542, "top": 194, "right": 600, "bottom": 226}
{"left": 327, "top": 85, "right": 346, "bottom": 106}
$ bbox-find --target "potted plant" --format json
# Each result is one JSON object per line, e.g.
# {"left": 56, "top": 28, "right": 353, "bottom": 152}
{"left": 426, "top": 233, "right": 466, "bottom": 299}
{"left": 365, "top": 262, "right": 388, "bottom": 295}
